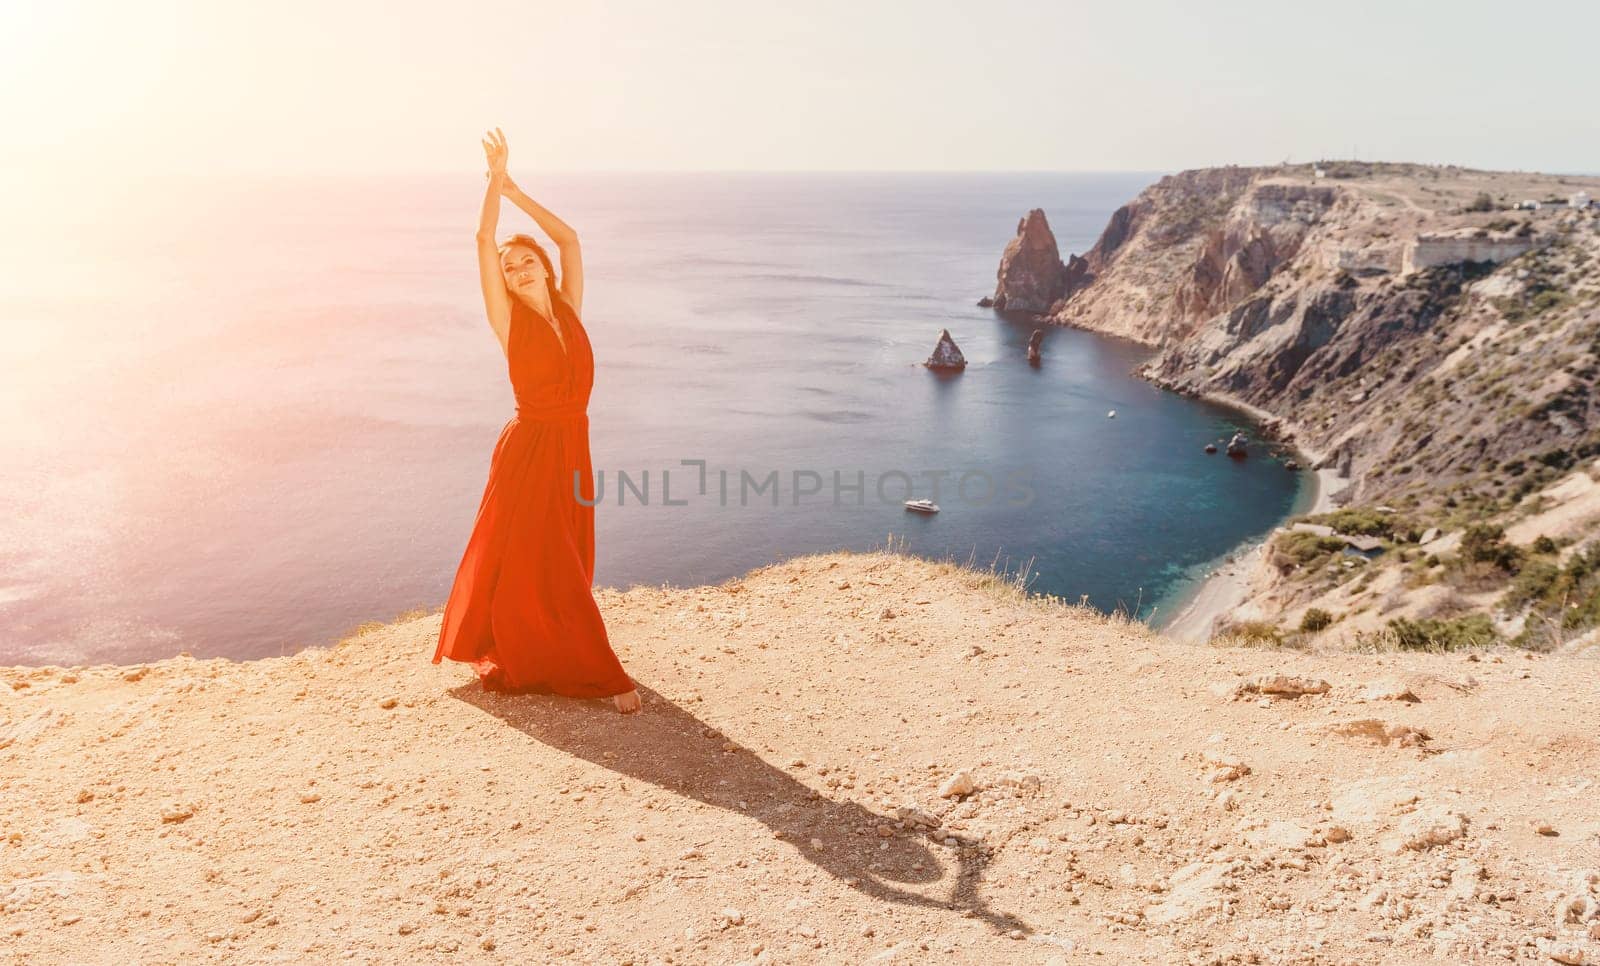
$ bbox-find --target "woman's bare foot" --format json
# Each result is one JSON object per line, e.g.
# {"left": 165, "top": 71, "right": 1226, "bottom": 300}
{"left": 612, "top": 689, "right": 642, "bottom": 715}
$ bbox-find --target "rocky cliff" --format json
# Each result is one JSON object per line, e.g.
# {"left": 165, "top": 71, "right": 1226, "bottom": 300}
{"left": 1002, "top": 163, "right": 1600, "bottom": 648}
{"left": 992, "top": 209, "right": 1070, "bottom": 313}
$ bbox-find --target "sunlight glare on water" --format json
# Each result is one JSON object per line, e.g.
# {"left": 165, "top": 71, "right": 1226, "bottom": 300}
{"left": 0, "top": 172, "right": 1306, "bottom": 664}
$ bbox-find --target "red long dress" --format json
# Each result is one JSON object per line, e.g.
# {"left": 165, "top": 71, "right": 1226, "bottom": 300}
{"left": 433, "top": 295, "right": 634, "bottom": 698}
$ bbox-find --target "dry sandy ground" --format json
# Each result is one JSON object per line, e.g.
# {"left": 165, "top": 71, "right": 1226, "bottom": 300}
{"left": 4, "top": 551, "right": 1599, "bottom": 965}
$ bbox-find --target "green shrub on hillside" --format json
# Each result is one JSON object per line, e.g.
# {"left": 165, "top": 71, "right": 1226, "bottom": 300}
{"left": 1299, "top": 608, "right": 1334, "bottom": 632}
{"left": 1461, "top": 524, "right": 1524, "bottom": 573}
{"left": 1387, "top": 614, "right": 1498, "bottom": 651}
{"left": 1212, "top": 620, "right": 1285, "bottom": 648}
{"left": 1312, "top": 506, "right": 1405, "bottom": 538}
{"left": 1558, "top": 584, "right": 1600, "bottom": 632}
{"left": 1272, "top": 532, "right": 1347, "bottom": 574}
{"left": 1530, "top": 290, "right": 1573, "bottom": 315}
{"left": 1497, "top": 542, "right": 1600, "bottom": 647}
{"left": 1503, "top": 560, "right": 1561, "bottom": 611}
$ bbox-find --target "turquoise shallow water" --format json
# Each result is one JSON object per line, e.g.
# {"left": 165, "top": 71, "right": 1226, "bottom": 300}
{"left": 0, "top": 172, "right": 1306, "bottom": 664}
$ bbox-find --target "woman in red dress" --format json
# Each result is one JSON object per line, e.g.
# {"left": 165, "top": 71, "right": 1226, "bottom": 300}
{"left": 434, "top": 128, "right": 642, "bottom": 715}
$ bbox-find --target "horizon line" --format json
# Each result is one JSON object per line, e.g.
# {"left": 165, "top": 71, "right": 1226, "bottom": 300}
{"left": 10, "top": 164, "right": 1600, "bottom": 185}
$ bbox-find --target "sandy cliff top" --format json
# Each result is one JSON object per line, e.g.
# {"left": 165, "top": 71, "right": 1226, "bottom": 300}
{"left": 4, "top": 550, "right": 1598, "bottom": 963}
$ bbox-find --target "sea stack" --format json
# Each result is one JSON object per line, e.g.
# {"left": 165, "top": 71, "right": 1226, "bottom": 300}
{"left": 1226, "top": 432, "right": 1248, "bottom": 457}
{"left": 993, "top": 209, "right": 1068, "bottom": 313}
{"left": 924, "top": 329, "right": 967, "bottom": 371}
{"left": 1026, "top": 329, "right": 1044, "bottom": 365}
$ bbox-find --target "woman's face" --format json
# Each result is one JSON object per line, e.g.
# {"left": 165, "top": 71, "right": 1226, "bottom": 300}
{"left": 500, "top": 244, "right": 546, "bottom": 300}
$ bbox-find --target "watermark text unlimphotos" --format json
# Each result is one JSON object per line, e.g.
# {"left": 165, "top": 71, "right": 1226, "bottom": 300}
{"left": 571, "top": 461, "right": 1036, "bottom": 508}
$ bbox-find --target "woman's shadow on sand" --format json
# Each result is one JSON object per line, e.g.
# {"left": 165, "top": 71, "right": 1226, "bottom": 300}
{"left": 449, "top": 682, "right": 1026, "bottom": 935}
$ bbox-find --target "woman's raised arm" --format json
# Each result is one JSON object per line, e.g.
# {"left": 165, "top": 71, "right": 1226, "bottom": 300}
{"left": 501, "top": 175, "right": 584, "bottom": 316}
{"left": 476, "top": 129, "right": 512, "bottom": 356}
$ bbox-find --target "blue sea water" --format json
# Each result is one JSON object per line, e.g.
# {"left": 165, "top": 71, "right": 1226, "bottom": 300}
{"left": 0, "top": 172, "right": 1307, "bottom": 664}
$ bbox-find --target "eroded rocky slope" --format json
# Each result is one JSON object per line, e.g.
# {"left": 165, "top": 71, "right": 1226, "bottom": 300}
{"left": 998, "top": 163, "right": 1600, "bottom": 648}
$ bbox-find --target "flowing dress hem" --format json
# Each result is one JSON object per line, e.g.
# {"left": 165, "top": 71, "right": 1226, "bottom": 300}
{"left": 432, "top": 648, "right": 634, "bottom": 699}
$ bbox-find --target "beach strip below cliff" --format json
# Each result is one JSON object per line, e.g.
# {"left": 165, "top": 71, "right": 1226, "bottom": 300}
{"left": 1157, "top": 450, "right": 1344, "bottom": 644}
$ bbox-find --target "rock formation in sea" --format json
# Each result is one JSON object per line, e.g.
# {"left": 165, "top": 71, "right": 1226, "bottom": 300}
{"left": 995, "top": 161, "right": 1600, "bottom": 647}
{"left": 992, "top": 209, "right": 1070, "bottom": 313}
{"left": 924, "top": 328, "right": 967, "bottom": 370}
{"left": 1026, "top": 329, "right": 1044, "bottom": 365}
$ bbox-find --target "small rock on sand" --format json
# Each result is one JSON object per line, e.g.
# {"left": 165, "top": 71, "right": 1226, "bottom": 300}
{"left": 1557, "top": 894, "right": 1599, "bottom": 925}
{"left": 1233, "top": 674, "right": 1331, "bottom": 699}
{"left": 894, "top": 804, "right": 941, "bottom": 829}
{"left": 1387, "top": 806, "right": 1468, "bottom": 853}
{"left": 160, "top": 803, "right": 195, "bottom": 824}
{"left": 937, "top": 771, "right": 977, "bottom": 798}
{"left": 1202, "top": 753, "right": 1251, "bottom": 783}
{"left": 1360, "top": 679, "right": 1421, "bottom": 703}
{"left": 1329, "top": 718, "right": 1431, "bottom": 748}
{"left": 1547, "top": 943, "right": 1585, "bottom": 965}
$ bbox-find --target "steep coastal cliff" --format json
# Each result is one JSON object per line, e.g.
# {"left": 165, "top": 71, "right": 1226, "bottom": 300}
{"left": 998, "top": 163, "right": 1600, "bottom": 648}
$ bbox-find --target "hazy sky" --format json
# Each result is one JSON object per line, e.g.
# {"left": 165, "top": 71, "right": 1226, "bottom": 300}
{"left": 2, "top": 0, "right": 1597, "bottom": 176}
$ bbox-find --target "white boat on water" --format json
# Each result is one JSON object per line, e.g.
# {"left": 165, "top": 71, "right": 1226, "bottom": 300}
{"left": 1107, "top": 410, "right": 1117, "bottom": 418}
{"left": 904, "top": 499, "right": 940, "bottom": 514}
